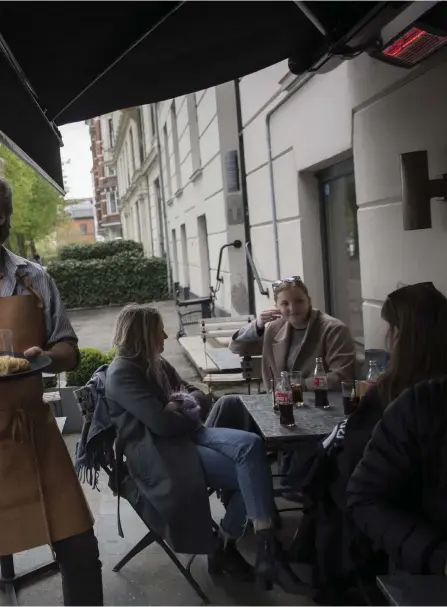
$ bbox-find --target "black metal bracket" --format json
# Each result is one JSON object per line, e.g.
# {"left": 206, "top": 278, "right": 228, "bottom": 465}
{"left": 0, "top": 554, "right": 59, "bottom": 606}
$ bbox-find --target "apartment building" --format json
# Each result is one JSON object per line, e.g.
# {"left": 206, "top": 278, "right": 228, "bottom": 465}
{"left": 87, "top": 116, "right": 122, "bottom": 240}
{"left": 113, "top": 38, "right": 447, "bottom": 350}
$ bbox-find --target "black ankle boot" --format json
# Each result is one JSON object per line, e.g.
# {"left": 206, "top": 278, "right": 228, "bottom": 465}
{"left": 208, "top": 534, "right": 253, "bottom": 581}
{"left": 255, "top": 529, "right": 308, "bottom": 594}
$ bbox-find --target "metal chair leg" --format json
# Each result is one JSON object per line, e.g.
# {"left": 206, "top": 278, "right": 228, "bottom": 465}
{"left": 157, "top": 541, "right": 210, "bottom": 605}
{"left": 113, "top": 531, "right": 156, "bottom": 572}
{"left": 0, "top": 554, "right": 59, "bottom": 606}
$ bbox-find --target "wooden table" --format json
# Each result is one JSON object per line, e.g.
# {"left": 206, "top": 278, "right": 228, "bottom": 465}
{"left": 239, "top": 392, "right": 345, "bottom": 448}
{"left": 204, "top": 347, "right": 241, "bottom": 372}
{"left": 377, "top": 574, "right": 447, "bottom": 606}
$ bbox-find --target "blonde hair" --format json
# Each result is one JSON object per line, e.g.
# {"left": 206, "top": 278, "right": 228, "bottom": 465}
{"left": 113, "top": 304, "right": 163, "bottom": 375}
{"left": 273, "top": 280, "right": 309, "bottom": 302}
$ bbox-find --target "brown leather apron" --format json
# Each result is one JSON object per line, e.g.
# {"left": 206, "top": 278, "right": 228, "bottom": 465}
{"left": 0, "top": 279, "right": 93, "bottom": 556}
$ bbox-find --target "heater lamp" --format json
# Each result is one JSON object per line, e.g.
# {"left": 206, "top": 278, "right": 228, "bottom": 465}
{"left": 378, "top": 25, "right": 447, "bottom": 68}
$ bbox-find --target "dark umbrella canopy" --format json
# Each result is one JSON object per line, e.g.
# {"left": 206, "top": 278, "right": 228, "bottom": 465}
{"left": 0, "top": 1, "right": 391, "bottom": 189}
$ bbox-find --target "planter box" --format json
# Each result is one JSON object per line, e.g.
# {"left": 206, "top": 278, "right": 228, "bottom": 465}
{"left": 59, "top": 387, "right": 83, "bottom": 434}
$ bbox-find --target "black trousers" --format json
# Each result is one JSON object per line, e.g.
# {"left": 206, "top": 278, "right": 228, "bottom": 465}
{"left": 53, "top": 528, "right": 103, "bottom": 606}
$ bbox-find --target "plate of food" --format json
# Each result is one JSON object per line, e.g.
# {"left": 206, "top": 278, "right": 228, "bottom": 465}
{"left": 0, "top": 353, "right": 52, "bottom": 380}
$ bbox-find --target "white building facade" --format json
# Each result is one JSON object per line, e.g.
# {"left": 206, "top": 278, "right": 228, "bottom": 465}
{"left": 115, "top": 44, "right": 447, "bottom": 351}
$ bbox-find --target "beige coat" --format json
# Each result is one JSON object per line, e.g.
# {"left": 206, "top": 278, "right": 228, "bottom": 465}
{"left": 229, "top": 309, "right": 356, "bottom": 391}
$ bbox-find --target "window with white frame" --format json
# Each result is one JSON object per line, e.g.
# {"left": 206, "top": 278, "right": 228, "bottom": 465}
{"left": 107, "top": 166, "right": 116, "bottom": 177}
{"left": 107, "top": 188, "right": 118, "bottom": 215}
{"left": 129, "top": 127, "right": 136, "bottom": 173}
{"left": 108, "top": 118, "right": 115, "bottom": 148}
{"left": 187, "top": 94, "right": 201, "bottom": 174}
{"left": 150, "top": 105, "right": 156, "bottom": 138}
{"left": 170, "top": 102, "right": 182, "bottom": 191}
{"left": 137, "top": 107, "right": 145, "bottom": 163}
{"left": 163, "top": 124, "right": 172, "bottom": 198}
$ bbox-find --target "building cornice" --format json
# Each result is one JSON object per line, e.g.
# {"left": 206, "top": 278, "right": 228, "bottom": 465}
{"left": 113, "top": 109, "right": 132, "bottom": 156}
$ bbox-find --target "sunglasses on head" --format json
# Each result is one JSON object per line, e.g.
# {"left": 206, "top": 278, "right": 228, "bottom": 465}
{"left": 272, "top": 276, "right": 303, "bottom": 293}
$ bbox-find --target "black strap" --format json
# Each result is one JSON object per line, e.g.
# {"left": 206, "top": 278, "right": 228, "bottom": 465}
{"left": 115, "top": 444, "right": 124, "bottom": 538}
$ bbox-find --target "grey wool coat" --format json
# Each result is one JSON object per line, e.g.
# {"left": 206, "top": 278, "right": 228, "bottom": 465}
{"left": 105, "top": 356, "right": 215, "bottom": 555}
{"left": 230, "top": 309, "right": 356, "bottom": 391}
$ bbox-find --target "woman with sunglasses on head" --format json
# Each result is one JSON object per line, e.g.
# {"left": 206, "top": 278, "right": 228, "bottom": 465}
{"left": 291, "top": 282, "right": 447, "bottom": 604}
{"left": 206, "top": 276, "right": 356, "bottom": 431}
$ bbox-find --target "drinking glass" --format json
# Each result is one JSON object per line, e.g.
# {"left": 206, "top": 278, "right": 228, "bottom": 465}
{"left": 275, "top": 377, "right": 295, "bottom": 428}
{"left": 355, "top": 379, "right": 369, "bottom": 399}
{"left": 0, "top": 329, "right": 14, "bottom": 356}
{"left": 269, "top": 378, "right": 279, "bottom": 412}
{"left": 341, "top": 380, "right": 358, "bottom": 416}
{"left": 289, "top": 371, "right": 304, "bottom": 407}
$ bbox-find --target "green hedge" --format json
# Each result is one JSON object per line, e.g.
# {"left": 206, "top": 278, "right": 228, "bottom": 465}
{"left": 66, "top": 347, "right": 115, "bottom": 387}
{"left": 48, "top": 253, "right": 168, "bottom": 309}
{"left": 59, "top": 240, "right": 144, "bottom": 261}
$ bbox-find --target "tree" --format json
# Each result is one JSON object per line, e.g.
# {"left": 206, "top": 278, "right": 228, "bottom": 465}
{"left": 0, "top": 145, "right": 67, "bottom": 256}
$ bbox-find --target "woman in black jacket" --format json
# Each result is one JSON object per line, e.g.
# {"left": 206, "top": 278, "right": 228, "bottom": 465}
{"left": 347, "top": 377, "right": 447, "bottom": 575}
{"left": 291, "top": 282, "right": 447, "bottom": 603}
{"left": 343, "top": 282, "right": 447, "bottom": 475}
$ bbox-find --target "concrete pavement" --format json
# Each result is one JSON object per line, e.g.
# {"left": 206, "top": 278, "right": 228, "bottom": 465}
{"left": 8, "top": 301, "right": 311, "bottom": 606}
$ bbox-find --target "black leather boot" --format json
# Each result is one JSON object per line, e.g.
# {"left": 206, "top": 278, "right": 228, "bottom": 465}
{"left": 208, "top": 533, "right": 254, "bottom": 581}
{"left": 255, "top": 529, "right": 308, "bottom": 594}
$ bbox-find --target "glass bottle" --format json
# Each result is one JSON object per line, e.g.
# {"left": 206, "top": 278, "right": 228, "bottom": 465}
{"left": 276, "top": 371, "right": 295, "bottom": 427}
{"left": 367, "top": 360, "right": 381, "bottom": 387}
{"left": 312, "top": 357, "right": 329, "bottom": 408}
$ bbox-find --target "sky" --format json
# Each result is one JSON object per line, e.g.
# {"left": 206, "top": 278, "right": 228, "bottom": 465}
{"left": 60, "top": 121, "right": 93, "bottom": 200}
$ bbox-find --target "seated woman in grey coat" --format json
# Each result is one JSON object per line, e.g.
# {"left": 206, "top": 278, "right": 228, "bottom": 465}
{"left": 105, "top": 304, "right": 306, "bottom": 594}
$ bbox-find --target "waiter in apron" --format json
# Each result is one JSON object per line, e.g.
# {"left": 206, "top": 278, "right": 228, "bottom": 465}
{"left": 0, "top": 178, "right": 103, "bottom": 605}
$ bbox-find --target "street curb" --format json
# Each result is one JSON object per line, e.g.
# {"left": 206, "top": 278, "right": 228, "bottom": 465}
{"left": 67, "top": 299, "right": 174, "bottom": 313}
{"left": 66, "top": 303, "right": 128, "bottom": 312}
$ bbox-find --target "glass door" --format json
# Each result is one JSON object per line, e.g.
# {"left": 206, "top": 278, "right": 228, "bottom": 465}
{"left": 318, "top": 159, "right": 364, "bottom": 346}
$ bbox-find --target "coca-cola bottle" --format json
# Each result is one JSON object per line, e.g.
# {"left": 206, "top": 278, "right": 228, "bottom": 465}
{"left": 312, "top": 357, "right": 329, "bottom": 408}
{"left": 276, "top": 371, "right": 295, "bottom": 427}
{"left": 366, "top": 360, "right": 381, "bottom": 387}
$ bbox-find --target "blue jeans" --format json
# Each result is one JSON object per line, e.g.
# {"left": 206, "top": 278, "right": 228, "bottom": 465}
{"left": 194, "top": 426, "right": 274, "bottom": 539}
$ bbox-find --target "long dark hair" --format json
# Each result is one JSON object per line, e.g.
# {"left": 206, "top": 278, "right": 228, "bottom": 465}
{"left": 378, "top": 282, "right": 447, "bottom": 405}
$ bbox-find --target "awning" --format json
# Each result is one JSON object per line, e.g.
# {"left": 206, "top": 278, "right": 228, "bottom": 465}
{"left": 0, "top": 1, "right": 410, "bottom": 190}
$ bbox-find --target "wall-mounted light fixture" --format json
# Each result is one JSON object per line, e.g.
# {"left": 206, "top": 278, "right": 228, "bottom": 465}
{"left": 400, "top": 150, "right": 447, "bottom": 230}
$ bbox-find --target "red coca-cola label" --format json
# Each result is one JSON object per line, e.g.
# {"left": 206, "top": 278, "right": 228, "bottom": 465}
{"left": 313, "top": 376, "right": 327, "bottom": 389}
{"left": 276, "top": 391, "right": 291, "bottom": 404}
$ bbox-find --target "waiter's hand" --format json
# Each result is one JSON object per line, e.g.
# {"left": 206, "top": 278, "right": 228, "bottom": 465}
{"left": 23, "top": 346, "right": 44, "bottom": 358}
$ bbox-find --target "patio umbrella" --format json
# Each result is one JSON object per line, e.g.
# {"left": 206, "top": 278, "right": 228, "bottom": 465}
{"left": 0, "top": 1, "right": 400, "bottom": 189}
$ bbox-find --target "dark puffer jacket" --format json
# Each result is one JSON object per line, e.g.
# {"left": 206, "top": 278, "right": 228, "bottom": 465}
{"left": 347, "top": 377, "right": 447, "bottom": 575}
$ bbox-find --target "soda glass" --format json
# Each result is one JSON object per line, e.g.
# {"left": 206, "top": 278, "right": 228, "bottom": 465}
{"left": 341, "top": 380, "right": 358, "bottom": 415}
{"left": 289, "top": 371, "right": 304, "bottom": 407}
